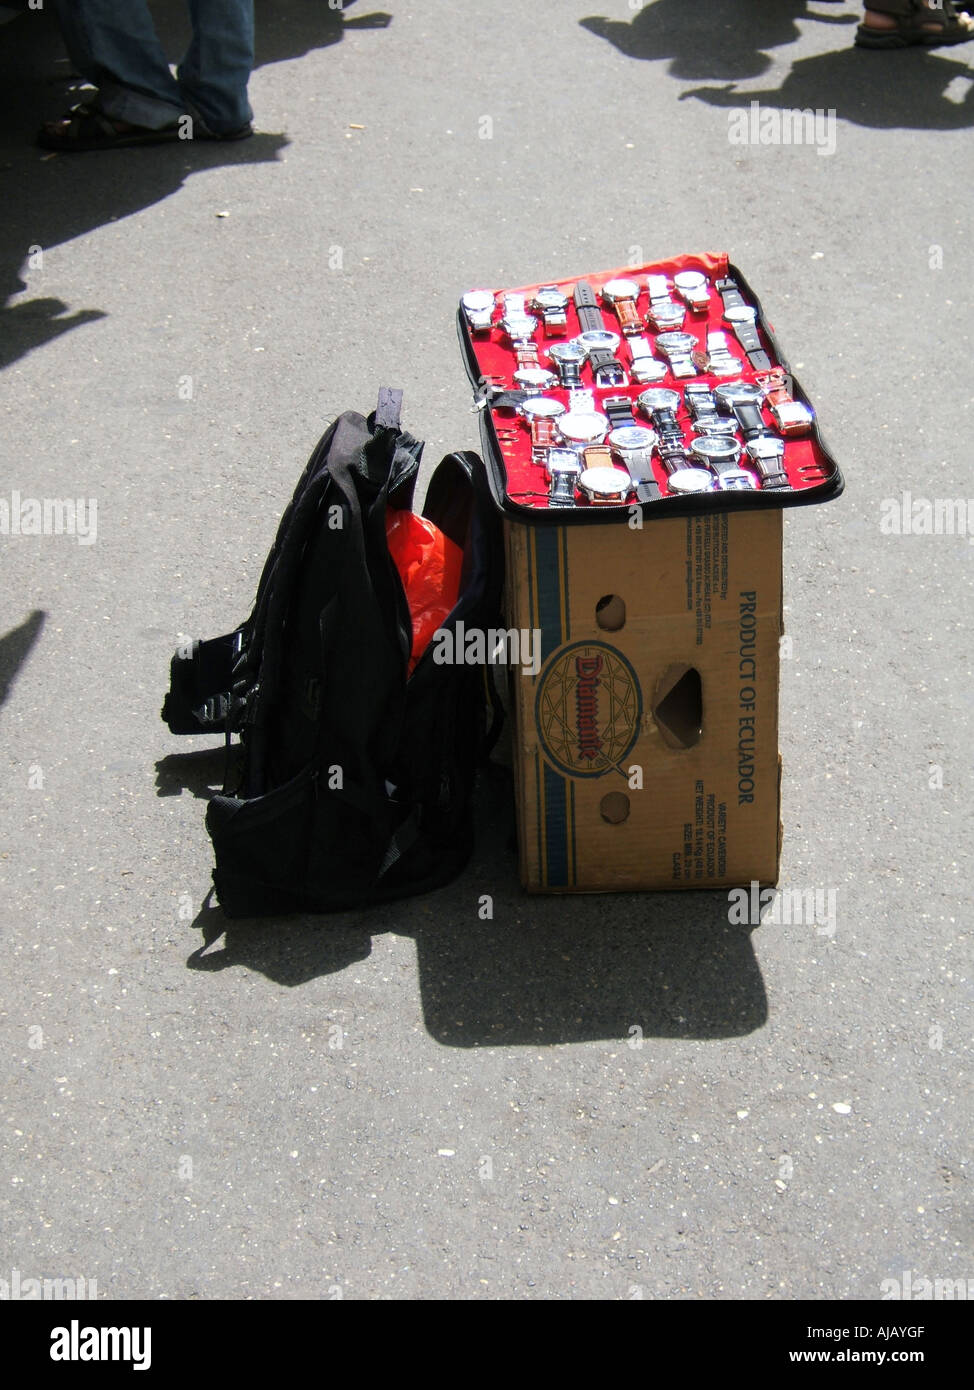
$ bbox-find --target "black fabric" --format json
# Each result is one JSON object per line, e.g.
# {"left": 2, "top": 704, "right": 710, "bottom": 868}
{"left": 161, "top": 401, "right": 504, "bottom": 918}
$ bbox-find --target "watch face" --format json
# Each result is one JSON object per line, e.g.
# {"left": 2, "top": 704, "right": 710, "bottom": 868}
{"left": 575, "top": 329, "right": 620, "bottom": 353}
{"left": 637, "top": 388, "right": 681, "bottom": 413}
{"left": 630, "top": 358, "right": 668, "bottom": 382}
{"left": 556, "top": 411, "right": 609, "bottom": 446}
{"left": 547, "top": 343, "right": 587, "bottom": 365}
{"left": 608, "top": 426, "right": 656, "bottom": 451}
{"left": 666, "top": 468, "right": 715, "bottom": 494}
{"left": 674, "top": 271, "right": 707, "bottom": 292}
{"left": 723, "top": 305, "right": 757, "bottom": 325}
{"left": 746, "top": 436, "right": 784, "bottom": 459}
{"left": 462, "top": 290, "right": 494, "bottom": 313}
{"left": 535, "top": 287, "right": 567, "bottom": 309}
{"left": 691, "top": 436, "right": 741, "bottom": 462}
{"left": 545, "top": 450, "right": 581, "bottom": 481}
{"left": 601, "top": 278, "right": 640, "bottom": 301}
{"left": 693, "top": 418, "right": 738, "bottom": 436}
{"left": 513, "top": 368, "right": 558, "bottom": 390}
{"left": 655, "top": 332, "right": 697, "bottom": 353}
{"left": 519, "top": 396, "right": 565, "bottom": 419}
{"left": 502, "top": 313, "right": 538, "bottom": 339}
{"left": 578, "top": 467, "right": 632, "bottom": 501}
{"left": 715, "top": 381, "right": 763, "bottom": 407}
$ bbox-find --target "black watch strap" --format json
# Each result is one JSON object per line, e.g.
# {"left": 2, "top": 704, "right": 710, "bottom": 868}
{"left": 603, "top": 394, "right": 636, "bottom": 429}
{"left": 716, "top": 277, "right": 745, "bottom": 311}
{"left": 635, "top": 480, "right": 662, "bottom": 503}
{"left": 733, "top": 401, "right": 767, "bottom": 439}
{"left": 573, "top": 280, "right": 605, "bottom": 333}
{"left": 574, "top": 282, "right": 626, "bottom": 385}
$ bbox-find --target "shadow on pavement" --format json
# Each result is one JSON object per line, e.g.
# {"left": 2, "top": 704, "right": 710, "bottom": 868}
{"left": 683, "top": 47, "right": 974, "bottom": 132}
{"left": 580, "top": 0, "right": 854, "bottom": 83}
{"left": 0, "top": 0, "right": 391, "bottom": 372}
{"left": 183, "top": 762, "right": 768, "bottom": 1045}
{"left": 0, "top": 609, "right": 46, "bottom": 709}
{"left": 582, "top": 0, "right": 974, "bottom": 130}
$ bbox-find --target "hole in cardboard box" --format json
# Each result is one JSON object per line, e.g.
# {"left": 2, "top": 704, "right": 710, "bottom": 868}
{"left": 595, "top": 594, "right": 626, "bottom": 631}
{"left": 653, "top": 665, "right": 703, "bottom": 749}
{"left": 600, "top": 791, "right": 630, "bottom": 824}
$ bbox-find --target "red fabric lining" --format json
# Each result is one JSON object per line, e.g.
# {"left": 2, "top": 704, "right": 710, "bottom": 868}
{"left": 465, "top": 253, "right": 831, "bottom": 509}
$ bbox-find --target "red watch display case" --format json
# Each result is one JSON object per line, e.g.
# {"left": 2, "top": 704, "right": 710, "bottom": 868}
{"left": 457, "top": 251, "right": 844, "bottom": 523}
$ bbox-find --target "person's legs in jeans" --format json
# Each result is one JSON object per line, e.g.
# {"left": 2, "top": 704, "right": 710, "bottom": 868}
{"left": 178, "top": 0, "right": 254, "bottom": 135}
{"left": 52, "top": 0, "right": 183, "bottom": 130}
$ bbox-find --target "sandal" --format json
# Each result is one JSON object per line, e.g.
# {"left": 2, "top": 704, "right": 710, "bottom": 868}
{"left": 37, "top": 103, "right": 181, "bottom": 152}
{"left": 855, "top": 0, "right": 974, "bottom": 48}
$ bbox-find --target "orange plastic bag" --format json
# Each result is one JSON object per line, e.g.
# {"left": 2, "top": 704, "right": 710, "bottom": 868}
{"left": 385, "top": 509, "right": 464, "bottom": 675}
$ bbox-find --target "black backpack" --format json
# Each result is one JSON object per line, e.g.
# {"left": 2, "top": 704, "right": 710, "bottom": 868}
{"left": 161, "top": 390, "right": 504, "bottom": 917}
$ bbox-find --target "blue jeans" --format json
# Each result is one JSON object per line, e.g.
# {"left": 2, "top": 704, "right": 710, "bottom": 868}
{"left": 53, "top": 0, "right": 254, "bottom": 134}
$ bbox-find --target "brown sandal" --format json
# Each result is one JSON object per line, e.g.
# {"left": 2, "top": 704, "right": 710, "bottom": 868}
{"left": 855, "top": 0, "right": 974, "bottom": 48}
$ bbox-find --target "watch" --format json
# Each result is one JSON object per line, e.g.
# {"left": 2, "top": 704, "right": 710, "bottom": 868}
{"left": 722, "top": 304, "right": 771, "bottom": 372}
{"left": 499, "top": 294, "right": 542, "bottom": 372}
{"left": 757, "top": 368, "right": 815, "bottom": 437}
{"left": 518, "top": 396, "right": 567, "bottom": 462}
{"left": 573, "top": 281, "right": 627, "bottom": 386}
{"left": 673, "top": 270, "right": 710, "bottom": 314}
{"left": 513, "top": 365, "right": 559, "bottom": 392}
{"left": 607, "top": 424, "right": 661, "bottom": 502}
{"left": 626, "top": 335, "right": 668, "bottom": 384}
{"left": 530, "top": 284, "right": 570, "bottom": 335}
{"left": 636, "top": 386, "right": 681, "bottom": 419}
{"left": 460, "top": 289, "right": 495, "bottom": 334}
{"left": 666, "top": 468, "right": 715, "bottom": 495}
{"left": 545, "top": 449, "right": 581, "bottom": 508}
{"left": 684, "top": 382, "right": 722, "bottom": 426}
{"left": 555, "top": 409, "right": 610, "bottom": 453}
{"left": 698, "top": 330, "right": 741, "bottom": 377}
{"left": 601, "top": 278, "right": 644, "bottom": 337}
{"left": 745, "top": 435, "right": 790, "bottom": 490}
{"left": 577, "top": 464, "right": 632, "bottom": 505}
{"left": 645, "top": 274, "right": 685, "bottom": 331}
{"left": 689, "top": 434, "right": 745, "bottom": 476}
{"left": 655, "top": 331, "right": 698, "bottom": 379}
{"left": 547, "top": 341, "right": 587, "bottom": 389}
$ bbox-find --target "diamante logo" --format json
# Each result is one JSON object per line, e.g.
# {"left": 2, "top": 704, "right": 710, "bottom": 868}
{"left": 535, "top": 641, "right": 642, "bottom": 778}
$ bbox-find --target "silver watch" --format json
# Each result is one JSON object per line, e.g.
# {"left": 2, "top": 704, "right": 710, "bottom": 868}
{"left": 645, "top": 274, "right": 685, "bottom": 331}
{"left": 673, "top": 270, "right": 710, "bottom": 313}
{"left": 626, "top": 335, "right": 668, "bottom": 384}
{"left": 461, "top": 289, "right": 495, "bottom": 333}
{"left": 703, "top": 331, "right": 741, "bottom": 377}
{"left": 655, "top": 331, "right": 698, "bottom": 379}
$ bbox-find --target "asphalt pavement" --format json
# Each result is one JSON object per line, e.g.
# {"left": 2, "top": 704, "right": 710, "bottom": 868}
{"left": 1, "top": 0, "right": 972, "bottom": 1301}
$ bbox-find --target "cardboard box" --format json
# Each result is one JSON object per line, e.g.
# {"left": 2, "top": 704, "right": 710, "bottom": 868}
{"left": 505, "top": 510, "right": 783, "bottom": 892}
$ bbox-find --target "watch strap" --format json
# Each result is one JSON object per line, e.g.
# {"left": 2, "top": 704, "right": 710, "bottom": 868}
{"left": 603, "top": 395, "right": 636, "bottom": 429}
